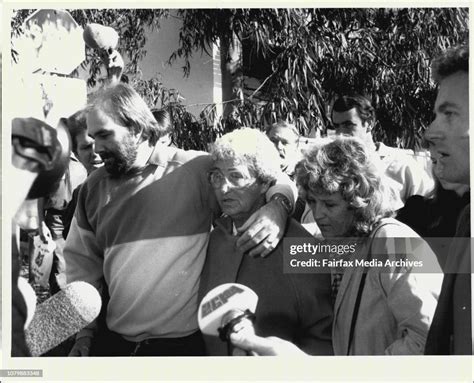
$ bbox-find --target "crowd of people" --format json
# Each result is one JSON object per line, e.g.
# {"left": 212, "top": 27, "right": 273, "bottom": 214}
{"left": 12, "top": 42, "right": 470, "bottom": 357}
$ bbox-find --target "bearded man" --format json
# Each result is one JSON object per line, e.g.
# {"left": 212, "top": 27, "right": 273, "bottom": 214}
{"left": 65, "top": 83, "right": 296, "bottom": 356}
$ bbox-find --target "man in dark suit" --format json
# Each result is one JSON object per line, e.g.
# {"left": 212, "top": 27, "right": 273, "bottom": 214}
{"left": 424, "top": 44, "right": 471, "bottom": 355}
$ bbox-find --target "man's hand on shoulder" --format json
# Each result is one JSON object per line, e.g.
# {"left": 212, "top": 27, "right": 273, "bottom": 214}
{"left": 235, "top": 194, "right": 289, "bottom": 257}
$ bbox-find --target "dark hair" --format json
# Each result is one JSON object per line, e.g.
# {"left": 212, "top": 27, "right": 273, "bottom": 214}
{"left": 61, "top": 109, "right": 87, "bottom": 154}
{"left": 331, "top": 95, "right": 375, "bottom": 126}
{"left": 88, "top": 83, "right": 161, "bottom": 145}
{"left": 431, "top": 44, "right": 469, "bottom": 82}
{"left": 265, "top": 121, "right": 299, "bottom": 138}
{"left": 151, "top": 109, "right": 172, "bottom": 136}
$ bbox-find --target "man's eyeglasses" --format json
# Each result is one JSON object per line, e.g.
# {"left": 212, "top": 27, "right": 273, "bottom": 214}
{"left": 208, "top": 169, "right": 255, "bottom": 188}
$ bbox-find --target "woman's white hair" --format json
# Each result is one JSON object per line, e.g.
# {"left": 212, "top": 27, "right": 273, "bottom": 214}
{"left": 210, "top": 127, "right": 282, "bottom": 184}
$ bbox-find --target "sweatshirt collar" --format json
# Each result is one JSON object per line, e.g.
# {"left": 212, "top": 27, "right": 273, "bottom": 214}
{"left": 148, "top": 143, "right": 179, "bottom": 167}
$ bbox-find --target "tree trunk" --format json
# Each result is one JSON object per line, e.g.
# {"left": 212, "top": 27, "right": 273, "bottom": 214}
{"left": 220, "top": 32, "right": 243, "bottom": 119}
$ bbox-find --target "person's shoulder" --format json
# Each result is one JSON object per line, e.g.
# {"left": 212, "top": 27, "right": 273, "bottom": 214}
{"left": 455, "top": 203, "right": 470, "bottom": 237}
{"left": 68, "top": 157, "right": 88, "bottom": 188}
{"left": 396, "top": 195, "right": 432, "bottom": 234}
{"left": 170, "top": 148, "right": 209, "bottom": 165}
{"left": 377, "top": 143, "right": 410, "bottom": 157}
{"left": 380, "top": 145, "right": 425, "bottom": 171}
{"left": 459, "top": 202, "right": 470, "bottom": 219}
{"left": 158, "top": 147, "right": 211, "bottom": 175}
{"left": 285, "top": 218, "right": 315, "bottom": 238}
{"left": 373, "top": 217, "right": 421, "bottom": 238}
{"left": 281, "top": 220, "right": 331, "bottom": 287}
{"left": 81, "top": 167, "right": 107, "bottom": 191}
{"left": 398, "top": 195, "right": 431, "bottom": 215}
{"left": 149, "top": 144, "right": 209, "bottom": 166}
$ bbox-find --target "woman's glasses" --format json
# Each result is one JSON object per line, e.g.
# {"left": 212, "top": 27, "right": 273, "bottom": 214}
{"left": 208, "top": 169, "right": 255, "bottom": 189}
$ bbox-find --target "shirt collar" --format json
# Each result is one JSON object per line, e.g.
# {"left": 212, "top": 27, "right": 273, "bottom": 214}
{"left": 148, "top": 143, "right": 179, "bottom": 167}
{"left": 214, "top": 215, "right": 235, "bottom": 236}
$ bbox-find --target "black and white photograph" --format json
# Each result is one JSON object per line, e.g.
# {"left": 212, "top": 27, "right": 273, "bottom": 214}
{"left": 3, "top": 4, "right": 472, "bottom": 381}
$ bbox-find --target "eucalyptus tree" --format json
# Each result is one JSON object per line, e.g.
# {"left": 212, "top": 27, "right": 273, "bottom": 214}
{"left": 171, "top": 8, "right": 468, "bottom": 148}
{"left": 12, "top": 8, "right": 469, "bottom": 149}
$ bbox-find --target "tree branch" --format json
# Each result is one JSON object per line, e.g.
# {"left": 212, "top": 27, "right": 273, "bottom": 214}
{"left": 248, "top": 72, "right": 275, "bottom": 100}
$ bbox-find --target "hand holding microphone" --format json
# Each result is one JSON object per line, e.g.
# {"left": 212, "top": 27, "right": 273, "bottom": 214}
{"left": 198, "top": 283, "right": 307, "bottom": 356}
{"left": 68, "top": 335, "right": 92, "bottom": 357}
{"left": 219, "top": 308, "right": 257, "bottom": 356}
{"left": 198, "top": 283, "right": 258, "bottom": 356}
{"left": 229, "top": 333, "right": 308, "bottom": 356}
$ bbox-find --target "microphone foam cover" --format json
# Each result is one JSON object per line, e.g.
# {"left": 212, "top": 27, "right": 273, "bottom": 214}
{"left": 198, "top": 283, "right": 258, "bottom": 337}
{"left": 25, "top": 281, "right": 101, "bottom": 356}
{"left": 83, "top": 23, "right": 119, "bottom": 50}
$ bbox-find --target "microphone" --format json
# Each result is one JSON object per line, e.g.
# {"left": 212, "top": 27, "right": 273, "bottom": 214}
{"left": 25, "top": 281, "right": 101, "bottom": 356}
{"left": 12, "top": 117, "right": 71, "bottom": 200}
{"left": 198, "top": 283, "right": 258, "bottom": 356}
{"left": 83, "top": 23, "right": 119, "bottom": 51}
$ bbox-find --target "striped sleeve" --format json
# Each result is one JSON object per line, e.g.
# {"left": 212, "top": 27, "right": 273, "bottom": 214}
{"left": 63, "top": 182, "right": 105, "bottom": 338}
{"left": 266, "top": 171, "right": 298, "bottom": 212}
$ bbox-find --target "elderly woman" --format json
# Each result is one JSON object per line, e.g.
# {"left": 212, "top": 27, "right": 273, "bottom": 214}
{"left": 198, "top": 128, "right": 333, "bottom": 356}
{"left": 230, "top": 136, "right": 442, "bottom": 356}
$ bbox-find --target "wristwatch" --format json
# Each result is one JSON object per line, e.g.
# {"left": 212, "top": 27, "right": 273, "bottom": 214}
{"left": 270, "top": 194, "right": 293, "bottom": 215}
